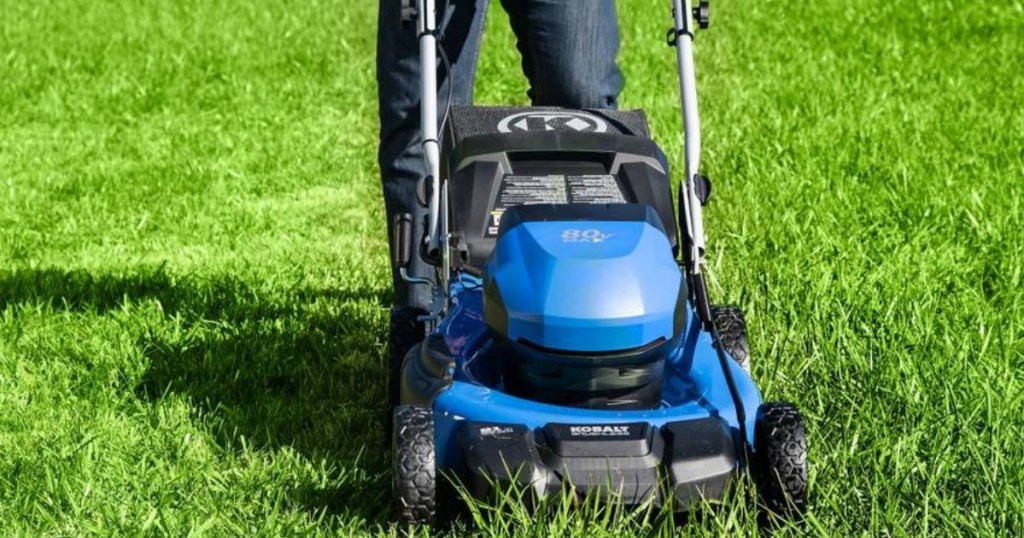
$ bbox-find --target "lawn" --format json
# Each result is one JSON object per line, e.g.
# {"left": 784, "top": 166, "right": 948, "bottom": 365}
{"left": 1, "top": 0, "right": 1022, "bottom": 535}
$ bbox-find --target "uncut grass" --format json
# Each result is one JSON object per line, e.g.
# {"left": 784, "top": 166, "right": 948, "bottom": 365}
{"left": 446, "top": 471, "right": 810, "bottom": 538}
{"left": 1, "top": 0, "right": 1022, "bottom": 535}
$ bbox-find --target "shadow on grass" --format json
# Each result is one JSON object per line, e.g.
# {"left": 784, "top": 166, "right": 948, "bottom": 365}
{"left": 0, "top": 266, "right": 395, "bottom": 523}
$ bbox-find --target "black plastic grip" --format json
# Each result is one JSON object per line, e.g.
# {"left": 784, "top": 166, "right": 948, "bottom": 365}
{"left": 392, "top": 213, "right": 414, "bottom": 269}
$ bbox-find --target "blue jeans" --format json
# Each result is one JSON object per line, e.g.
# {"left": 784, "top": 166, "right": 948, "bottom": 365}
{"left": 377, "top": 0, "right": 623, "bottom": 310}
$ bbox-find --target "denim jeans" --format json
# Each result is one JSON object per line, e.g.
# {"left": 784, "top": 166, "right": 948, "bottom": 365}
{"left": 377, "top": 0, "right": 623, "bottom": 310}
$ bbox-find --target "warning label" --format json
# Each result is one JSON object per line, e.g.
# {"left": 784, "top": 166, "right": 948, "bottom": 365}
{"left": 567, "top": 175, "right": 628, "bottom": 204}
{"left": 487, "top": 174, "right": 626, "bottom": 236}
{"left": 498, "top": 175, "right": 568, "bottom": 206}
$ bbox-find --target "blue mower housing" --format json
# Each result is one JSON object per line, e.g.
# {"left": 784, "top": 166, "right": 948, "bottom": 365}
{"left": 484, "top": 203, "right": 685, "bottom": 353}
{"left": 397, "top": 106, "right": 764, "bottom": 512}
{"left": 484, "top": 204, "right": 687, "bottom": 409}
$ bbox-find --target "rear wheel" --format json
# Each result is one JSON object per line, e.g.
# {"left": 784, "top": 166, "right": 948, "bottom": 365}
{"left": 711, "top": 305, "right": 750, "bottom": 373}
{"left": 753, "top": 402, "right": 808, "bottom": 520}
{"left": 393, "top": 405, "right": 437, "bottom": 526}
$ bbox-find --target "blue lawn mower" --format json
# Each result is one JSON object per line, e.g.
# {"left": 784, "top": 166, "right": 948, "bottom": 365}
{"left": 389, "top": 0, "right": 808, "bottom": 526}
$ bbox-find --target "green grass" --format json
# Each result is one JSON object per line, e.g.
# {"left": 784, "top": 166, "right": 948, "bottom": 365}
{"left": 1, "top": 0, "right": 1022, "bottom": 535}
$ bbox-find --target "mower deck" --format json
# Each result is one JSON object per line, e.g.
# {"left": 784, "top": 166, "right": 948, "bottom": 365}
{"left": 399, "top": 275, "right": 759, "bottom": 509}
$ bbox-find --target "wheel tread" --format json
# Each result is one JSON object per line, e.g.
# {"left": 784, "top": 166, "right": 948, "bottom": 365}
{"left": 711, "top": 305, "right": 751, "bottom": 372}
{"left": 393, "top": 405, "right": 436, "bottom": 525}
{"left": 754, "top": 402, "right": 808, "bottom": 519}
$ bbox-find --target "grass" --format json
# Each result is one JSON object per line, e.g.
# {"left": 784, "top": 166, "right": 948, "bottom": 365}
{"left": 1, "top": 0, "right": 1022, "bottom": 535}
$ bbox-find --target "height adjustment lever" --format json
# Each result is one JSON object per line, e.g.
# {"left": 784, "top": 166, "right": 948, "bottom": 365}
{"left": 392, "top": 213, "right": 414, "bottom": 269}
{"left": 394, "top": 213, "right": 434, "bottom": 286}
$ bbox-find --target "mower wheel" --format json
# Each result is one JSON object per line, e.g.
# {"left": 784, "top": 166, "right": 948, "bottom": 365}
{"left": 393, "top": 405, "right": 437, "bottom": 526}
{"left": 711, "top": 305, "right": 750, "bottom": 373}
{"left": 754, "top": 402, "right": 808, "bottom": 520}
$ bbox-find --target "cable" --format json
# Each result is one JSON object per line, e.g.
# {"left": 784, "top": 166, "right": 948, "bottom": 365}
{"left": 437, "top": 41, "right": 454, "bottom": 139}
{"left": 710, "top": 323, "right": 749, "bottom": 460}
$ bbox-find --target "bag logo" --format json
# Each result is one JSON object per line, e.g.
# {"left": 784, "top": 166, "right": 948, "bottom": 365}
{"left": 497, "top": 111, "right": 609, "bottom": 134}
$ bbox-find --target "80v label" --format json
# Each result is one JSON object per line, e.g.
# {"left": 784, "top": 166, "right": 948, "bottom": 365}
{"left": 561, "top": 229, "right": 613, "bottom": 243}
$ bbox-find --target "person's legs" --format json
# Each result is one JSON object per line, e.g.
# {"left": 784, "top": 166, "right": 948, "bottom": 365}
{"left": 378, "top": 0, "right": 490, "bottom": 311}
{"left": 499, "top": 0, "right": 623, "bottom": 109}
{"left": 378, "top": 0, "right": 489, "bottom": 410}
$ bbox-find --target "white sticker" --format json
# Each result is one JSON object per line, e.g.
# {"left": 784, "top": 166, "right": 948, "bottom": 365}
{"left": 561, "top": 228, "right": 614, "bottom": 243}
{"left": 479, "top": 426, "right": 516, "bottom": 437}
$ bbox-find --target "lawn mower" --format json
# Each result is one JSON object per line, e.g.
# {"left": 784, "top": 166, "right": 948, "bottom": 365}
{"left": 388, "top": 0, "right": 808, "bottom": 525}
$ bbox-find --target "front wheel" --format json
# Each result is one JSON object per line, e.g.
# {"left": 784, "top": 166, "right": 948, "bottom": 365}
{"left": 753, "top": 402, "right": 808, "bottom": 520}
{"left": 393, "top": 405, "right": 437, "bottom": 526}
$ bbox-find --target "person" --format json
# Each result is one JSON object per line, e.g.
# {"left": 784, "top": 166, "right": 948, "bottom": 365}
{"left": 377, "top": 0, "right": 624, "bottom": 370}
